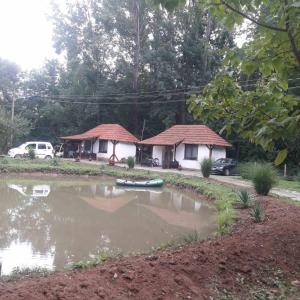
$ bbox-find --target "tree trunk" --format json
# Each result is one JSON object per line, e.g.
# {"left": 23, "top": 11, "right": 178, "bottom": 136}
{"left": 133, "top": 0, "right": 141, "bottom": 135}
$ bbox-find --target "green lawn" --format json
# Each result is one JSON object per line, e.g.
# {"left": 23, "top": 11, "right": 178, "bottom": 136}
{"left": 277, "top": 179, "right": 300, "bottom": 192}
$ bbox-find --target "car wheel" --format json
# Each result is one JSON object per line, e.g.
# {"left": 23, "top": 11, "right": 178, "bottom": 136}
{"left": 224, "top": 168, "right": 230, "bottom": 176}
{"left": 45, "top": 155, "right": 52, "bottom": 160}
{"left": 14, "top": 154, "right": 22, "bottom": 159}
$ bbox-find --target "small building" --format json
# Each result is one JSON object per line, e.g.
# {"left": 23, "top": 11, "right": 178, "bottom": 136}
{"left": 61, "top": 124, "right": 138, "bottom": 163}
{"left": 140, "top": 125, "right": 231, "bottom": 169}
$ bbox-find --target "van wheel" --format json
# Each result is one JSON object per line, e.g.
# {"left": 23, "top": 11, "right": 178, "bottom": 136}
{"left": 45, "top": 155, "right": 52, "bottom": 160}
{"left": 224, "top": 168, "right": 230, "bottom": 176}
{"left": 14, "top": 154, "right": 22, "bottom": 159}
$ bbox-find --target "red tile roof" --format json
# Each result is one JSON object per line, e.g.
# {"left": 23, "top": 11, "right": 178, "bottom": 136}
{"left": 140, "top": 125, "right": 231, "bottom": 147}
{"left": 61, "top": 124, "right": 139, "bottom": 143}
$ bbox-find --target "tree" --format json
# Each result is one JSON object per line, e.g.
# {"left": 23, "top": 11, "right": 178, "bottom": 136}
{"left": 156, "top": 0, "right": 300, "bottom": 164}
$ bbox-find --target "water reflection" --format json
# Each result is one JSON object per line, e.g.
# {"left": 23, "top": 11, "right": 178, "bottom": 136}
{"left": 0, "top": 176, "right": 216, "bottom": 275}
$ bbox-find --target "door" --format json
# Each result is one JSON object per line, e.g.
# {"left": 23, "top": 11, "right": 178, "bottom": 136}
{"left": 162, "top": 146, "right": 173, "bottom": 168}
{"left": 36, "top": 143, "right": 47, "bottom": 158}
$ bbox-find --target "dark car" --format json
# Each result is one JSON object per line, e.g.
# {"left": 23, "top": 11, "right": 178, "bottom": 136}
{"left": 211, "top": 158, "right": 238, "bottom": 176}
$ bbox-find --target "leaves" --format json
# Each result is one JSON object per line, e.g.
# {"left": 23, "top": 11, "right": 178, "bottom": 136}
{"left": 274, "top": 149, "right": 288, "bottom": 166}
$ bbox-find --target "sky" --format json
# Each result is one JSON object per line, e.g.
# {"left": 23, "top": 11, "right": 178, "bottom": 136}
{"left": 0, "top": 0, "right": 246, "bottom": 71}
{"left": 0, "top": 0, "right": 59, "bottom": 70}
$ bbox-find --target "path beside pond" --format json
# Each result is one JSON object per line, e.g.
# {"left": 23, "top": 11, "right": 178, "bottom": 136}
{"left": 79, "top": 160, "right": 300, "bottom": 201}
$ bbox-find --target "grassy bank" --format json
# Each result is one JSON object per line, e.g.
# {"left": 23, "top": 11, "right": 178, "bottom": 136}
{"left": 0, "top": 157, "right": 238, "bottom": 234}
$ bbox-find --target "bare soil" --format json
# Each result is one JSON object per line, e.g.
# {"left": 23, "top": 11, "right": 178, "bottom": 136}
{"left": 0, "top": 196, "right": 300, "bottom": 299}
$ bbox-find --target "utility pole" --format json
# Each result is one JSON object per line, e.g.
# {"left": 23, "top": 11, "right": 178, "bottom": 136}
{"left": 10, "top": 95, "right": 15, "bottom": 148}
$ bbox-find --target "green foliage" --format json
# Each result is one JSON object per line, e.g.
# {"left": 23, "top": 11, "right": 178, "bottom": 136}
{"left": 238, "top": 162, "right": 257, "bottom": 180}
{"left": 27, "top": 147, "right": 36, "bottom": 160}
{"left": 127, "top": 156, "right": 135, "bottom": 169}
{"left": 0, "top": 157, "right": 8, "bottom": 165}
{"left": 251, "top": 202, "right": 264, "bottom": 223}
{"left": 50, "top": 157, "right": 60, "bottom": 167}
{"left": 72, "top": 251, "right": 114, "bottom": 269}
{"left": 201, "top": 158, "right": 212, "bottom": 178}
{"left": 252, "top": 164, "right": 278, "bottom": 195}
{"left": 237, "top": 190, "right": 252, "bottom": 208}
{"left": 183, "top": 0, "right": 300, "bottom": 164}
{"left": 217, "top": 208, "right": 237, "bottom": 235}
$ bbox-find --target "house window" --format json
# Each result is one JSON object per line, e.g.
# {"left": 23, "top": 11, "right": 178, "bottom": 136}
{"left": 184, "top": 144, "right": 198, "bottom": 160}
{"left": 98, "top": 140, "right": 108, "bottom": 153}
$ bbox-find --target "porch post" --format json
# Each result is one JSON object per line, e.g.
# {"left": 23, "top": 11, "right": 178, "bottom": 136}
{"left": 206, "top": 144, "right": 214, "bottom": 159}
{"left": 109, "top": 140, "right": 119, "bottom": 165}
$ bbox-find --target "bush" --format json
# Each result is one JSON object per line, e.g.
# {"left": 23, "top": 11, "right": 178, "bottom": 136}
{"left": 28, "top": 147, "right": 36, "bottom": 160}
{"left": 237, "top": 190, "right": 252, "bottom": 208}
{"left": 50, "top": 157, "right": 60, "bottom": 166}
{"left": 252, "top": 163, "right": 277, "bottom": 195}
{"left": 251, "top": 201, "right": 264, "bottom": 222}
{"left": 238, "top": 162, "right": 257, "bottom": 180}
{"left": 201, "top": 158, "right": 212, "bottom": 178}
{"left": 296, "top": 171, "right": 300, "bottom": 182}
{"left": 127, "top": 156, "right": 135, "bottom": 169}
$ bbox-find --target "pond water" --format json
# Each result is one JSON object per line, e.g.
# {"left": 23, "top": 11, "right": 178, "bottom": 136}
{"left": 0, "top": 175, "right": 216, "bottom": 275}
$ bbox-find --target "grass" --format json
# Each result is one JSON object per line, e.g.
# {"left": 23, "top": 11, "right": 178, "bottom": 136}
{"left": 277, "top": 179, "right": 300, "bottom": 192}
{"left": 0, "top": 157, "right": 238, "bottom": 235}
{"left": 71, "top": 250, "right": 116, "bottom": 269}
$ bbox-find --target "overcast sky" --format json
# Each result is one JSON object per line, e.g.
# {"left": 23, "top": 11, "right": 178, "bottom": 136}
{"left": 0, "top": 0, "right": 59, "bottom": 70}
{"left": 0, "top": 0, "right": 246, "bottom": 71}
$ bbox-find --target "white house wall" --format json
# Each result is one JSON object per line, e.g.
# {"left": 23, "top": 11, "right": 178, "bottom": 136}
{"left": 152, "top": 143, "right": 226, "bottom": 170}
{"left": 152, "top": 146, "right": 164, "bottom": 165}
{"left": 92, "top": 140, "right": 136, "bottom": 160}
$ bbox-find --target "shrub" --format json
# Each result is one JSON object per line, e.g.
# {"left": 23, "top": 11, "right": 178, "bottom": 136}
{"left": 252, "top": 163, "right": 277, "bottom": 195}
{"left": 237, "top": 190, "right": 252, "bottom": 208}
{"left": 0, "top": 157, "right": 8, "bottom": 164}
{"left": 28, "top": 147, "right": 36, "bottom": 160}
{"left": 50, "top": 157, "right": 60, "bottom": 166}
{"left": 296, "top": 171, "right": 300, "bottom": 182}
{"left": 251, "top": 201, "right": 264, "bottom": 222}
{"left": 238, "top": 162, "right": 257, "bottom": 180}
{"left": 201, "top": 158, "right": 212, "bottom": 178}
{"left": 127, "top": 156, "right": 135, "bottom": 169}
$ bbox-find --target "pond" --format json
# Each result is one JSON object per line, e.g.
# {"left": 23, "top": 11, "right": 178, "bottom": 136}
{"left": 0, "top": 175, "right": 217, "bottom": 275}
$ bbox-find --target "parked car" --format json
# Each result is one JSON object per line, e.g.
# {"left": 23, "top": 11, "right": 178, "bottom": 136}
{"left": 8, "top": 142, "right": 54, "bottom": 159}
{"left": 211, "top": 158, "right": 238, "bottom": 176}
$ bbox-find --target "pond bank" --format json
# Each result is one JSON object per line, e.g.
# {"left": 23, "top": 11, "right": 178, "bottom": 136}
{"left": 0, "top": 159, "right": 300, "bottom": 298}
{"left": 0, "top": 195, "right": 300, "bottom": 299}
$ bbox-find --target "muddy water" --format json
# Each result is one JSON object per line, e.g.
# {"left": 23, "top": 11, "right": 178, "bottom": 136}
{"left": 0, "top": 176, "right": 216, "bottom": 275}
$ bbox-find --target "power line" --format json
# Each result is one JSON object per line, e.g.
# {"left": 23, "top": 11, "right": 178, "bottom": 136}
{"left": 32, "top": 77, "right": 300, "bottom": 99}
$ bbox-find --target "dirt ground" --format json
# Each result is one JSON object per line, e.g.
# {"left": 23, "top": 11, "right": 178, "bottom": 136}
{"left": 0, "top": 196, "right": 300, "bottom": 299}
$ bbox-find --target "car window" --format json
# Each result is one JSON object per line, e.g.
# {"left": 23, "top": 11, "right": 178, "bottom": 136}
{"left": 38, "top": 144, "right": 47, "bottom": 150}
{"left": 25, "top": 144, "right": 36, "bottom": 150}
{"left": 47, "top": 145, "right": 52, "bottom": 149}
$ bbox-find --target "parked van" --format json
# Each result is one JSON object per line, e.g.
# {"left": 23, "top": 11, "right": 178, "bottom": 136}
{"left": 8, "top": 142, "right": 54, "bottom": 159}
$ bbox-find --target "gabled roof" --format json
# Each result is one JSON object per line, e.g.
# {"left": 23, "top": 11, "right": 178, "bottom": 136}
{"left": 61, "top": 124, "right": 139, "bottom": 143}
{"left": 140, "top": 125, "right": 231, "bottom": 147}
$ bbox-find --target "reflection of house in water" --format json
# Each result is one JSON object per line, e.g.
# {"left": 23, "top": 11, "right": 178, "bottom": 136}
{"left": 80, "top": 185, "right": 135, "bottom": 213}
{"left": 7, "top": 184, "right": 51, "bottom": 197}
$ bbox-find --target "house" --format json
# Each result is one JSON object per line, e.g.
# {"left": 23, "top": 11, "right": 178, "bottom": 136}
{"left": 140, "top": 125, "right": 231, "bottom": 169}
{"left": 61, "top": 124, "right": 138, "bottom": 163}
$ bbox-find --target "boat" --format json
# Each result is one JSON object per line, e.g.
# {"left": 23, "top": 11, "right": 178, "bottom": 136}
{"left": 116, "top": 178, "right": 164, "bottom": 188}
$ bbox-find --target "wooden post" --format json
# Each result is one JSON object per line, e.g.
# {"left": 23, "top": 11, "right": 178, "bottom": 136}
{"left": 109, "top": 140, "right": 119, "bottom": 165}
{"left": 284, "top": 164, "right": 287, "bottom": 177}
{"left": 206, "top": 145, "right": 214, "bottom": 159}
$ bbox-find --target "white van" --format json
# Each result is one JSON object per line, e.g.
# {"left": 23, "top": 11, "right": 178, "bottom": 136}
{"left": 8, "top": 142, "right": 54, "bottom": 159}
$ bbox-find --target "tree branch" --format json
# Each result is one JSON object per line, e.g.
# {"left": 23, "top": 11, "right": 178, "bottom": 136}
{"left": 283, "top": 0, "right": 300, "bottom": 67}
{"left": 220, "top": 0, "right": 287, "bottom": 32}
